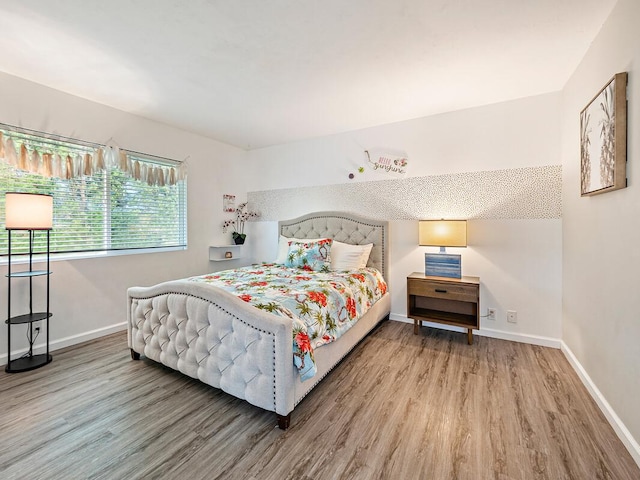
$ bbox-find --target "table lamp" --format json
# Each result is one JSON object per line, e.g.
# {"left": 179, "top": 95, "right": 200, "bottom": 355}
{"left": 419, "top": 219, "right": 467, "bottom": 278}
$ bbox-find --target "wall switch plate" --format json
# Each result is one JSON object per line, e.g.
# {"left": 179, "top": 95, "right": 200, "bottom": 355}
{"left": 507, "top": 310, "right": 517, "bottom": 323}
{"left": 487, "top": 308, "right": 496, "bottom": 321}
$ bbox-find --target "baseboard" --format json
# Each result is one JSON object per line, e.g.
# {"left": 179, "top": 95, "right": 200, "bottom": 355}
{"left": 0, "top": 322, "right": 127, "bottom": 367}
{"left": 475, "top": 327, "right": 561, "bottom": 348}
{"left": 389, "top": 314, "right": 561, "bottom": 348}
{"left": 561, "top": 341, "right": 640, "bottom": 468}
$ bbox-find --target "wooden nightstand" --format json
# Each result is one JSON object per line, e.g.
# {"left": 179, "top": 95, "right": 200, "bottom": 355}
{"left": 407, "top": 273, "right": 480, "bottom": 344}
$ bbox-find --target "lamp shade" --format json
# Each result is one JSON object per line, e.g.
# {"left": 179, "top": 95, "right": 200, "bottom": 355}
{"left": 5, "top": 192, "right": 53, "bottom": 230}
{"left": 419, "top": 220, "right": 467, "bottom": 247}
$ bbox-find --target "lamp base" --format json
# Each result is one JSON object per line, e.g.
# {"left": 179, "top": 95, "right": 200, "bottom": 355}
{"left": 425, "top": 253, "right": 461, "bottom": 278}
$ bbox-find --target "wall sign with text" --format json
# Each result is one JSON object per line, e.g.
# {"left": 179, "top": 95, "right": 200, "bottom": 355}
{"left": 365, "top": 149, "right": 409, "bottom": 176}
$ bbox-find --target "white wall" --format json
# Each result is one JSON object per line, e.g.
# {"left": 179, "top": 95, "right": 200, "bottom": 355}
{"left": 0, "top": 72, "right": 247, "bottom": 362}
{"left": 245, "top": 93, "right": 561, "bottom": 191}
{"left": 246, "top": 93, "right": 563, "bottom": 343}
{"left": 561, "top": 0, "right": 640, "bottom": 455}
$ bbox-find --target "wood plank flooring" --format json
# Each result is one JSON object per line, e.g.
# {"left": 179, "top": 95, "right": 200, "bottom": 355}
{"left": 0, "top": 320, "right": 638, "bottom": 480}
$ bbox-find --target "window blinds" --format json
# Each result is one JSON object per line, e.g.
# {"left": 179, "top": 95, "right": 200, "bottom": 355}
{"left": 0, "top": 125, "right": 187, "bottom": 256}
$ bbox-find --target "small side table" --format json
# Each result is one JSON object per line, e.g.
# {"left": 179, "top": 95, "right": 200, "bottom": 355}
{"left": 407, "top": 273, "right": 480, "bottom": 345}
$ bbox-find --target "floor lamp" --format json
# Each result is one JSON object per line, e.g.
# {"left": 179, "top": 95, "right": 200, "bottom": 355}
{"left": 5, "top": 192, "right": 54, "bottom": 373}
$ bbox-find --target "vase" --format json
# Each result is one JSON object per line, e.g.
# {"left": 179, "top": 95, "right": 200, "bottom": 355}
{"left": 232, "top": 232, "right": 246, "bottom": 245}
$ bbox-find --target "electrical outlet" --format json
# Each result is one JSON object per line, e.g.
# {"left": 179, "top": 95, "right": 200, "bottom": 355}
{"left": 487, "top": 308, "right": 496, "bottom": 321}
{"left": 507, "top": 310, "right": 517, "bottom": 323}
{"left": 35, "top": 326, "right": 41, "bottom": 333}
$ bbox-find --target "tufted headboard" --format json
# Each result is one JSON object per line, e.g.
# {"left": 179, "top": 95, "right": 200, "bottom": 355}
{"left": 278, "top": 211, "right": 389, "bottom": 281}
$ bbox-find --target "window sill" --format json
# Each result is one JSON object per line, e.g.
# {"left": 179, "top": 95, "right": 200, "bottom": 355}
{"left": 0, "top": 246, "right": 187, "bottom": 266}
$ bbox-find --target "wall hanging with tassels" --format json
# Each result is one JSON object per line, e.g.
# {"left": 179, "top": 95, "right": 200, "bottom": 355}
{"left": 0, "top": 124, "right": 187, "bottom": 186}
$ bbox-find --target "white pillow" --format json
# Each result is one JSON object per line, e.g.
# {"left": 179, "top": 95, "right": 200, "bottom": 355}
{"left": 275, "top": 235, "right": 325, "bottom": 264}
{"left": 330, "top": 241, "right": 373, "bottom": 270}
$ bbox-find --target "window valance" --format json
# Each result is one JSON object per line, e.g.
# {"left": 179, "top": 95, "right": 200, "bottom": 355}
{"left": 0, "top": 124, "right": 186, "bottom": 187}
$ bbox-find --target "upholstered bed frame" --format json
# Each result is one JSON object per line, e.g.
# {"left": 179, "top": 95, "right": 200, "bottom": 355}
{"left": 127, "top": 211, "right": 390, "bottom": 429}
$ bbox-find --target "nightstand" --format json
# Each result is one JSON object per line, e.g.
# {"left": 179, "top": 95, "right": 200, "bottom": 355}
{"left": 407, "top": 273, "right": 480, "bottom": 344}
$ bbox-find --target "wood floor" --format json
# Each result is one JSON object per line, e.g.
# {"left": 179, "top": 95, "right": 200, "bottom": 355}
{"left": 0, "top": 321, "right": 638, "bottom": 480}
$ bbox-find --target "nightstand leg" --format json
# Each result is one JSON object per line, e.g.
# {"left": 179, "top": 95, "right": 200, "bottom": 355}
{"left": 414, "top": 319, "right": 419, "bottom": 335}
{"left": 467, "top": 329, "right": 473, "bottom": 345}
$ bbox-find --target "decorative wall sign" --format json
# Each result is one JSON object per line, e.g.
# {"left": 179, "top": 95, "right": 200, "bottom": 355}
{"left": 365, "top": 149, "right": 409, "bottom": 176}
{"left": 223, "top": 194, "right": 235, "bottom": 212}
{"left": 580, "top": 72, "right": 628, "bottom": 196}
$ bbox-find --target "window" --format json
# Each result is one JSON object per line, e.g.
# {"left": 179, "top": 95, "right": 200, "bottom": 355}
{"left": 0, "top": 126, "right": 187, "bottom": 257}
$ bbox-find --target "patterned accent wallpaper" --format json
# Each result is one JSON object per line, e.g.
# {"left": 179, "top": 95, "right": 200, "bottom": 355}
{"left": 248, "top": 165, "right": 561, "bottom": 221}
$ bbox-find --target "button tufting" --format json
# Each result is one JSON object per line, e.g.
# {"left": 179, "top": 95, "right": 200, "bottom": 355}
{"left": 130, "top": 285, "right": 290, "bottom": 416}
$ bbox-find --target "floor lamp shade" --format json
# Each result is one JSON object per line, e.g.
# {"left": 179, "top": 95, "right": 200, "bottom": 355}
{"left": 5, "top": 193, "right": 53, "bottom": 230}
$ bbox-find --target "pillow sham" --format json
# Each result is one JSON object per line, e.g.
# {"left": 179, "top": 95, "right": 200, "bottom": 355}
{"left": 284, "top": 239, "right": 333, "bottom": 272}
{"left": 275, "top": 235, "right": 325, "bottom": 264}
{"left": 330, "top": 241, "right": 373, "bottom": 270}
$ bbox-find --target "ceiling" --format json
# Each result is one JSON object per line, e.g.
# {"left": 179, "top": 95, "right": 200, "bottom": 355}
{"left": 0, "top": 1, "right": 616, "bottom": 150}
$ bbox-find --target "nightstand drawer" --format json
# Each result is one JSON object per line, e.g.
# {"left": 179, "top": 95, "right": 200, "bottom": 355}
{"left": 407, "top": 278, "right": 477, "bottom": 303}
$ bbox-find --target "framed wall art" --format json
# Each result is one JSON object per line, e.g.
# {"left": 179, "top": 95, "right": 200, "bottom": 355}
{"left": 580, "top": 72, "right": 628, "bottom": 196}
{"left": 223, "top": 194, "right": 235, "bottom": 212}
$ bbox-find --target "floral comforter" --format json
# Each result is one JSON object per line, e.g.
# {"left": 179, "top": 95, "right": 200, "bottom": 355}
{"left": 188, "top": 263, "right": 387, "bottom": 381}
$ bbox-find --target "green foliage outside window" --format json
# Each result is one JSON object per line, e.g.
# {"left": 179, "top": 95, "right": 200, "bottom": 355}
{"left": 1, "top": 142, "right": 186, "bottom": 257}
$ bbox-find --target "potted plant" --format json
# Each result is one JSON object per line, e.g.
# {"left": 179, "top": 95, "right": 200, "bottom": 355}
{"left": 222, "top": 202, "right": 259, "bottom": 245}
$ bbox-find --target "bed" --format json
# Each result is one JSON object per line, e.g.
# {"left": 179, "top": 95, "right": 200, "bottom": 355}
{"left": 127, "top": 211, "right": 390, "bottom": 429}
